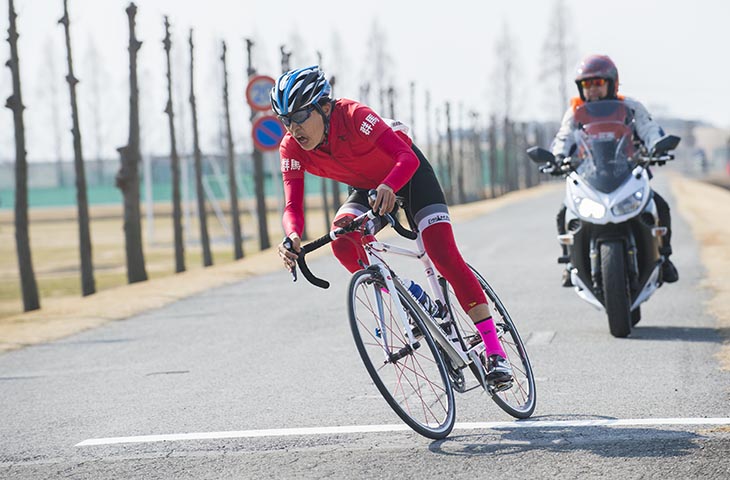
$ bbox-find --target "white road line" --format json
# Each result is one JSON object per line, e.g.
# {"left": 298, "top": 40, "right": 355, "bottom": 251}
{"left": 76, "top": 417, "right": 730, "bottom": 447}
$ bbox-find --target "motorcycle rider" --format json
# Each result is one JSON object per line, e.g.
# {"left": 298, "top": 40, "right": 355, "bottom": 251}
{"left": 551, "top": 54, "right": 679, "bottom": 286}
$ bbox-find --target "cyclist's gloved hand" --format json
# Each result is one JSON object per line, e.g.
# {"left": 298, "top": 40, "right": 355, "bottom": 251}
{"left": 279, "top": 233, "right": 301, "bottom": 272}
{"left": 370, "top": 183, "right": 396, "bottom": 216}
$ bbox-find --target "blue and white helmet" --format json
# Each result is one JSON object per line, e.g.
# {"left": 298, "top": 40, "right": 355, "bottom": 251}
{"left": 270, "top": 65, "right": 331, "bottom": 116}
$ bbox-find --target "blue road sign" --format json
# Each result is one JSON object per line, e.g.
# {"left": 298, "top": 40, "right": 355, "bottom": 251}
{"left": 252, "top": 115, "right": 285, "bottom": 151}
{"left": 246, "top": 75, "right": 275, "bottom": 112}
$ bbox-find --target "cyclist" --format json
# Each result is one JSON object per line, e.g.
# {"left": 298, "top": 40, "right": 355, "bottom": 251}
{"left": 272, "top": 65, "right": 512, "bottom": 386}
{"left": 551, "top": 54, "right": 679, "bottom": 286}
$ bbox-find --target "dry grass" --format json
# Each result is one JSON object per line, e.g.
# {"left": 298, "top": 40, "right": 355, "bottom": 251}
{"left": 670, "top": 175, "right": 730, "bottom": 370}
{"left": 0, "top": 201, "right": 329, "bottom": 319}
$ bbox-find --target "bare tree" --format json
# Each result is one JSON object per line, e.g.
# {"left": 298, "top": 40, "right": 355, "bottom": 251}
{"left": 42, "top": 38, "right": 65, "bottom": 187}
{"left": 163, "top": 16, "right": 185, "bottom": 273}
{"left": 425, "top": 90, "right": 432, "bottom": 163}
{"left": 541, "top": 0, "right": 577, "bottom": 118}
{"left": 434, "top": 105, "right": 444, "bottom": 186}
{"left": 470, "top": 111, "right": 486, "bottom": 200}
{"left": 409, "top": 81, "right": 416, "bottom": 142}
{"left": 84, "top": 36, "right": 107, "bottom": 184}
{"left": 280, "top": 45, "right": 291, "bottom": 72}
{"left": 456, "top": 103, "right": 465, "bottom": 204}
{"left": 188, "top": 29, "right": 213, "bottom": 266}
{"left": 387, "top": 85, "right": 396, "bottom": 118}
{"left": 59, "top": 0, "right": 95, "bottom": 296}
{"left": 221, "top": 40, "right": 243, "bottom": 259}
{"left": 115, "top": 2, "right": 148, "bottom": 283}
{"left": 490, "top": 21, "right": 522, "bottom": 121}
{"left": 329, "top": 30, "right": 350, "bottom": 97}
{"left": 488, "top": 114, "right": 498, "bottom": 198}
{"left": 316, "top": 51, "right": 331, "bottom": 232}
{"left": 6, "top": 0, "right": 39, "bottom": 311}
{"left": 363, "top": 19, "right": 394, "bottom": 115}
{"left": 444, "top": 101, "right": 455, "bottom": 204}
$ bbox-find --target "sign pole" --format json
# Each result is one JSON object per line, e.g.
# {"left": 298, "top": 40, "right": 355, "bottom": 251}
{"left": 245, "top": 39, "right": 270, "bottom": 250}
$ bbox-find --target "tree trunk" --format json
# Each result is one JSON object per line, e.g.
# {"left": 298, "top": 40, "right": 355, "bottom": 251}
{"left": 456, "top": 104, "right": 465, "bottom": 204}
{"left": 59, "top": 0, "right": 95, "bottom": 296}
{"left": 163, "top": 16, "right": 185, "bottom": 273}
{"left": 251, "top": 149, "right": 270, "bottom": 250}
{"left": 444, "top": 102, "right": 455, "bottom": 205}
{"left": 115, "top": 2, "right": 147, "bottom": 283}
{"left": 330, "top": 179, "right": 341, "bottom": 212}
{"left": 6, "top": 0, "right": 40, "bottom": 311}
{"left": 221, "top": 41, "right": 243, "bottom": 259}
{"left": 504, "top": 117, "right": 514, "bottom": 193}
{"left": 321, "top": 178, "right": 330, "bottom": 233}
{"left": 188, "top": 29, "right": 212, "bottom": 267}
{"left": 488, "top": 115, "right": 497, "bottom": 198}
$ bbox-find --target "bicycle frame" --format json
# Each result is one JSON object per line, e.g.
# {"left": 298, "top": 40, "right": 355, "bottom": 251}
{"left": 291, "top": 197, "right": 536, "bottom": 424}
{"left": 360, "top": 217, "right": 487, "bottom": 379}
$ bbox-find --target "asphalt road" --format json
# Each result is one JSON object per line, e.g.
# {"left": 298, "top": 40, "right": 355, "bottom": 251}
{"left": 2, "top": 175, "right": 729, "bottom": 479}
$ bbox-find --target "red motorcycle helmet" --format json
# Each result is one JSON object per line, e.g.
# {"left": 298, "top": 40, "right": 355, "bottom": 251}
{"left": 575, "top": 55, "right": 619, "bottom": 100}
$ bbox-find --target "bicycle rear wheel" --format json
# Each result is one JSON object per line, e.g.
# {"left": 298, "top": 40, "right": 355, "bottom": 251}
{"left": 348, "top": 268, "right": 455, "bottom": 439}
{"left": 443, "top": 265, "right": 536, "bottom": 419}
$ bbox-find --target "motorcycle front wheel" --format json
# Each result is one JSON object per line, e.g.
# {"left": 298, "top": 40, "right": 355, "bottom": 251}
{"left": 600, "top": 241, "right": 632, "bottom": 338}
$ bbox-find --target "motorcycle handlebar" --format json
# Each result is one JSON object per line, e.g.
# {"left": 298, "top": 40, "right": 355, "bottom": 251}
{"left": 538, "top": 151, "right": 675, "bottom": 177}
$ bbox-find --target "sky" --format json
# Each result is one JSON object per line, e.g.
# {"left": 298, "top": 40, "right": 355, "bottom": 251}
{"left": 1, "top": 0, "right": 729, "bottom": 163}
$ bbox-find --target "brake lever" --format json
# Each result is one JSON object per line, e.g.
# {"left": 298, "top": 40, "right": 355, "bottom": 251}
{"left": 282, "top": 237, "right": 298, "bottom": 282}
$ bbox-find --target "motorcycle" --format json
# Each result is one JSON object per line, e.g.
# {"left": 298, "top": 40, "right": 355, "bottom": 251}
{"left": 526, "top": 100, "right": 680, "bottom": 337}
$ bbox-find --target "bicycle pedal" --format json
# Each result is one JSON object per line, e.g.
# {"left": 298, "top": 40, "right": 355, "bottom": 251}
{"left": 467, "top": 336, "right": 482, "bottom": 348}
{"left": 491, "top": 380, "right": 514, "bottom": 393}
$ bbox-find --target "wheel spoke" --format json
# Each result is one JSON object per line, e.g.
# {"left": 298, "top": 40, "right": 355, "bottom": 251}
{"left": 442, "top": 267, "right": 536, "bottom": 418}
{"left": 349, "top": 271, "right": 455, "bottom": 438}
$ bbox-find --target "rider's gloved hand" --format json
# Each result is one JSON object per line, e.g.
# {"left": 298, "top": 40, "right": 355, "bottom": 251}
{"left": 278, "top": 233, "right": 301, "bottom": 272}
{"left": 553, "top": 154, "right": 569, "bottom": 174}
{"left": 370, "top": 183, "right": 396, "bottom": 216}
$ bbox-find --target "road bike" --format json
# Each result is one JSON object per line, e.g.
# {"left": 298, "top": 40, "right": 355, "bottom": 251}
{"left": 285, "top": 193, "right": 536, "bottom": 439}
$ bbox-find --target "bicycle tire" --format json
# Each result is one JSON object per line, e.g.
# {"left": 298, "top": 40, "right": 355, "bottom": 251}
{"left": 442, "top": 265, "right": 536, "bottom": 419}
{"left": 348, "top": 268, "right": 456, "bottom": 439}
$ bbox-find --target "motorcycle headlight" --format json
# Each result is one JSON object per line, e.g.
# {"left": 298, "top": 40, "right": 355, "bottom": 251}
{"left": 611, "top": 189, "right": 644, "bottom": 216}
{"left": 574, "top": 196, "right": 606, "bottom": 219}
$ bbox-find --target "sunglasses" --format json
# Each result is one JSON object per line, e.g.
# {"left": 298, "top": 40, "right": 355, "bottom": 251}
{"left": 580, "top": 78, "right": 607, "bottom": 88}
{"left": 278, "top": 106, "right": 314, "bottom": 127}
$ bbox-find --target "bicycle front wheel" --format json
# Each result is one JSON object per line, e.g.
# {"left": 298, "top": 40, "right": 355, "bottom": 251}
{"left": 443, "top": 265, "right": 537, "bottom": 419}
{"left": 348, "top": 268, "right": 455, "bottom": 439}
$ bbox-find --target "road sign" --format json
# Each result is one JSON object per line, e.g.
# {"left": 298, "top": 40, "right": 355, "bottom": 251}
{"left": 246, "top": 75, "right": 275, "bottom": 112}
{"left": 252, "top": 115, "right": 286, "bottom": 151}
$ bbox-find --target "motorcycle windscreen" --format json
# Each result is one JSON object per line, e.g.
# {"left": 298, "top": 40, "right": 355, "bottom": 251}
{"left": 572, "top": 101, "right": 635, "bottom": 193}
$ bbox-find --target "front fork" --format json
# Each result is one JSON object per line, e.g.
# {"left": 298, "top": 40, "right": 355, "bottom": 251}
{"left": 368, "top": 265, "right": 420, "bottom": 364}
{"left": 589, "top": 234, "right": 639, "bottom": 296}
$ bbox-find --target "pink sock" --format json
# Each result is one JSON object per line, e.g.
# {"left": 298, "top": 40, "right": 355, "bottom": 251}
{"left": 475, "top": 317, "right": 506, "bottom": 358}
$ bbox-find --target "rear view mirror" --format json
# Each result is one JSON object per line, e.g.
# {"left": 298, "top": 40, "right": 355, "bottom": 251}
{"left": 652, "top": 135, "right": 681, "bottom": 153}
{"left": 526, "top": 146, "right": 556, "bottom": 164}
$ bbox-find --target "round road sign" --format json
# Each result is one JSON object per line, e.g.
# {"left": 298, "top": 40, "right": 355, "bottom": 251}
{"left": 246, "top": 75, "right": 276, "bottom": 112}
{"left": 252, "top": 115, "right": 286, "bottom": 151}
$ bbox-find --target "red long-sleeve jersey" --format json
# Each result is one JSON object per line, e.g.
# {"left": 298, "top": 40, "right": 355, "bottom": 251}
{"left": 279, "top": 99, "right": 417, "bottom": 236}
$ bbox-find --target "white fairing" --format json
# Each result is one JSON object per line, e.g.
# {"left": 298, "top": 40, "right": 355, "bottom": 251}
{"left": 564, "top": 167, "right": 652, "bottom": 225}
{"left": 631, "top": 263, "right": 662, "bottom": 310}
{"left": 562, "top": 169, "right": 661, "bottom": 313}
